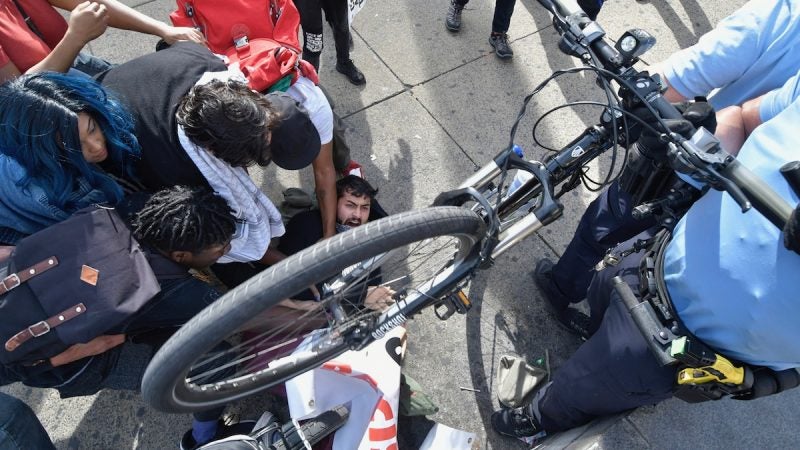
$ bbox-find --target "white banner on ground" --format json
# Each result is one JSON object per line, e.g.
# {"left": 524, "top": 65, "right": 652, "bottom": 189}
{"left": 420, "top": 423, "right": 478, "bottom": 450}
{"left": 286, "top": 326, "right": 406, "bottom": 450}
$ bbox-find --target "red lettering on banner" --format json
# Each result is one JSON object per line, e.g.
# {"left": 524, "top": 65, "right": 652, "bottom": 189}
{"left": 322, "top": 362, "right": 352, "bottom": 374}
{"left": 367, "top": 398, "right": 397, "bottom": 449}
{"left": 355, "top": 373, "right": 379, "bottom": 389}
{"left": 369, "top": 424, "right": 397, "bottom": 441}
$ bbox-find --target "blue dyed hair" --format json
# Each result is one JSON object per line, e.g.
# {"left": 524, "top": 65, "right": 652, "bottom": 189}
{"left": 0, "top": 72, "right": 140, "bottom": 209}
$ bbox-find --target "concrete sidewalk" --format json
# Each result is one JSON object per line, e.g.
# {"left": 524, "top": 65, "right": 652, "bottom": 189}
{"left": 5, "top": 0, "right": 800, "bottom": 448}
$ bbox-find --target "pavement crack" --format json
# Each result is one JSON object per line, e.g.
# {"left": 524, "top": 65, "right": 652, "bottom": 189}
{"left": 411, "top": 95, "right": 481, "bottom": 169}
{"left": 625, "top": 416, "right": 653, "bottom": 447}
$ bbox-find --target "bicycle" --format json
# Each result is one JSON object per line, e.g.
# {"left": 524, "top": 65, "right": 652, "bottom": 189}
{"left": 200, "top": 404, "right": 349, "bottom": 450}
{"left": 141, "top": 0, "right": 792, "bottom": 414}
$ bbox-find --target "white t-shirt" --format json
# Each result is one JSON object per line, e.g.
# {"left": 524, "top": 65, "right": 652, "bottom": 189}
{"left": 286, "top": 76, "right": 334, "bottom": 144}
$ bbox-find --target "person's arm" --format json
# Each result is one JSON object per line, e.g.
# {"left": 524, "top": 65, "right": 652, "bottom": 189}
{"left": 757, "top": 70, "right": 800, "bottom": 125}
{"left": 49, "top": 334, "right": 125, "bottom": 367}
{"left": 258, "top": 247, "right": 287, "bottom": 266}
{"left": 659, "top": 74, "right": 687, "bottom": 103}
{"left": 712, "top": 70, "right": 800, "bottom": 156}
{"left": 25, "top": 1, "right": 108, "bottom": 75}
{"left": 654, "top": 1, "right": 765, "bottom": 102}
{"left": 713, "top": 105, "right": 747, "bottom": 157}
{"left": 741, "top": 96, "right": 764, "bottom": 136}
{"left": 49, "top": 0, "right": 204, "bottom": 44}
{"left": 312, "top": 142, "right": 337, "bottom": 239}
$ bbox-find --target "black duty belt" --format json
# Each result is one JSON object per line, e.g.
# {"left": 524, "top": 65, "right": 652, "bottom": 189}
{"left": 636, "top": 229, "right": 685, "bottom": 336}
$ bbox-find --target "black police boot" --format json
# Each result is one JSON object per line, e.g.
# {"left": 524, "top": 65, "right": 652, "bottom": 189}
{"left": 491, "top": 406, "right": 543, "bottom": 438}
{"left": 533, "top": 259, "right": 591, "bottom": 340}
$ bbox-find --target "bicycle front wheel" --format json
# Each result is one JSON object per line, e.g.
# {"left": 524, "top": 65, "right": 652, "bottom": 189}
{"left": 141, "top": 206, "right": 485, "bottom": 413}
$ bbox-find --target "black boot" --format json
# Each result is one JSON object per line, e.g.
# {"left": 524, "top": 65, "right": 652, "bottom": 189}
{"left": 336, "top": 59, "right": 366, "bottom": 85}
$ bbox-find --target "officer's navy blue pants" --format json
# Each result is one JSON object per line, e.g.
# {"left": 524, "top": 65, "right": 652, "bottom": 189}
{"left": 548, "top": 181, "right": 655, "bottom": 309}
{"left": 532, "top": 231, "right": 676, "bottom": 432}
{"left": 530, "top": 178, "right": 668, "bottom": 431}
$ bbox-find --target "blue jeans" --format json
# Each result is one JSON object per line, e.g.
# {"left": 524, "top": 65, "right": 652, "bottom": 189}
{"left": 71, "top": 51, "right": 114, "bottom": 78}
{"left": 549, "top": 181, "right": 654, "bottom": 307}
{"left": 0, "top": 392, "right": 56, "bottom": 450}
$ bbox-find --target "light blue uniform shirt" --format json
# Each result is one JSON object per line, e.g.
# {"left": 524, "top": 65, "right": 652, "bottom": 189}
{"left": 662, "top": 0, "right": 800, "bottom": 109}
{"left": 663, "top": 79, "right": 800, "bottom": 370}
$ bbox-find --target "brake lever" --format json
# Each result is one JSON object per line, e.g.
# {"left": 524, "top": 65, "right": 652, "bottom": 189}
{"left": 700, "top": 164, "right": 752, "bottom": 212}
{"left": 668, "top": 130, "right": 753, "bottom": 213}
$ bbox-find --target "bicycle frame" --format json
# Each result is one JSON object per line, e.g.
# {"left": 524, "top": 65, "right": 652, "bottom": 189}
{"left": 349, "top": 0, "right": 793, "bottom": 349}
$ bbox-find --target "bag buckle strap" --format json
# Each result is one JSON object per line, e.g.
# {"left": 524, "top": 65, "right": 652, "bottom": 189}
{"left": 0, "top": 273, "right": 20, "bottom": 293}
{"left": 27, "top": 320, "right": 50, "bottom": 337}
{"left": 5, "top": 303, "right": 86, "bottom": 352}
{"left": 0, "top": 257, "right": 59, "bottom": 295}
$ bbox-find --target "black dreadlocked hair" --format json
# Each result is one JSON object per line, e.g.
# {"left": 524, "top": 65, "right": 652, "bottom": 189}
{"left": 131, "top": 186, "right": 236, "bottom": 254}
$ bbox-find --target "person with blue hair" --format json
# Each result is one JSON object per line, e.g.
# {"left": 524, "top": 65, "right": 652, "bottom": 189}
{"left": 0, "top": 72, "right": 140, "bottom": 245}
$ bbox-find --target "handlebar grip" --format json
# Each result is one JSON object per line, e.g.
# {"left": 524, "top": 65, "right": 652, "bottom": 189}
{"left": 648, "top": 94, "right": 683, "bottom": 121}
{"left": 725, "top": 159, "right": 793, "bottom": 229}
{"left": 780, "top": 161, "right": 800, "bottom": 198}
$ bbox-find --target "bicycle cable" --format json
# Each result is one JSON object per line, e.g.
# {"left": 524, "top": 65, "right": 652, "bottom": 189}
{"left": 501, "top": 59, "right": 676, "bottom": 199}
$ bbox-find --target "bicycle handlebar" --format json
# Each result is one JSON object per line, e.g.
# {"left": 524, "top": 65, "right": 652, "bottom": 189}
{"left": 534, "top": 0, "right": 792, "bottom": 229}
{"left": 537, "top": 0, "right": 582, "bottom": 18}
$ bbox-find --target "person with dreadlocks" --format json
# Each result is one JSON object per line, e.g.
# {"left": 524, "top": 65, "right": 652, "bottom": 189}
{"left": 130, "top": 185, "right": 235, "bottom": 271}
{"left": 0, "top": 186, "right": 254, "bottom": 450}
{"left": 127, "top": 185, "right": 260, "bottom": 450}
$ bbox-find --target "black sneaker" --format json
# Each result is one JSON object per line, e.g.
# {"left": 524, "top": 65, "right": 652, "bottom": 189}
{"left": 489, "top": 33, "right": 513, "bottom": 59}
{"left": 180, "top": 420, "right": 257, "bottom": 450}
{"left": 491, "top": 406, "right": 542, "bottom": 438}
{"left": 445, "top": 0, "right": 464, "bottom": 32}
{"left": 533, "top": 259, "right": 592, "bottom": 340}
{"left": 336, "top": 59, "right": 366, "bottom": 85}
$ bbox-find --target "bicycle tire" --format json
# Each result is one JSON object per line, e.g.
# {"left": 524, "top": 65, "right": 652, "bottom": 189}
{"left": 142, "top": 206, "right": 485, "bottom": 413}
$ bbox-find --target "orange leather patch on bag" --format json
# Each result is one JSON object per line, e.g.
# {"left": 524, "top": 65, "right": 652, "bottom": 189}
{"left": 80, "top": 265, "right": 99, "bottom": 286}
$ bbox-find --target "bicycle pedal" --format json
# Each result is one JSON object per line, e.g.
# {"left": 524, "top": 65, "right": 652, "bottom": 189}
{"left": 434, "top": 290, "right": 472, "bottom": 320}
